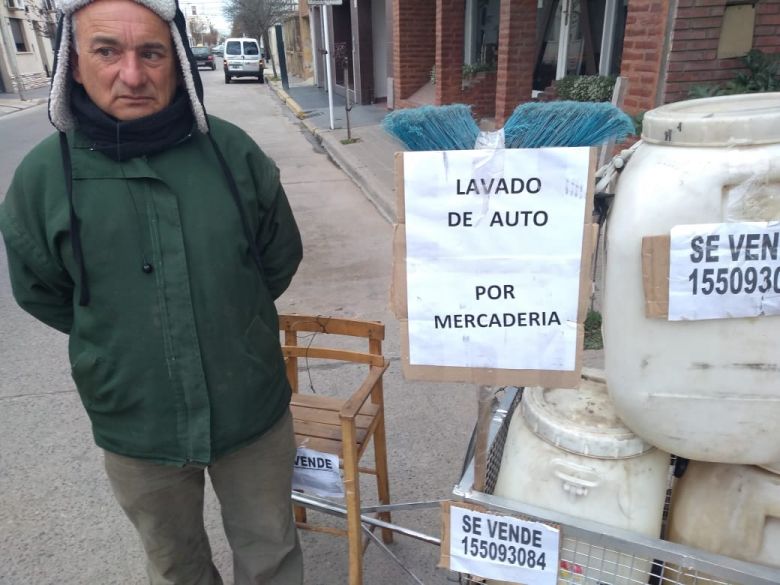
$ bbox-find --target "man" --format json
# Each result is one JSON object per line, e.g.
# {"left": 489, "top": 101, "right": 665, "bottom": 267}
{"left": 0, "top": 0, "right": 304, "bottom": 583}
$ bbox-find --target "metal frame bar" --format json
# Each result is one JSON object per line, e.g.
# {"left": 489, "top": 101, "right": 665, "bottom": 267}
{"left": 291, "top": 492, "right": 441, "bottom": 546}
{"left": 362, "top": 526, "right": 427, "bottom": 585}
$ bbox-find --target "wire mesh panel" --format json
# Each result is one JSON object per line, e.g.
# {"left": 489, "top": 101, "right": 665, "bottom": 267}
{"left": 452, "top": 498, "right": 776, "bottom": 585}
{"left": 457, "top": 558, "right": 751, "bottom": 585}
{"left": 483, "top": 388, "right": 523, "bottom": 496}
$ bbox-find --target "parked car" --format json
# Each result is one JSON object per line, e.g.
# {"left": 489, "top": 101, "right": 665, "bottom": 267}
{"left": 191, "top": 46, "right": 216, "bottom": 70}
{"left": 212, "top": 44, "right": 224, "bottom": 57}
{"left": 223, "top": 37, "right": 265, "bottom": 84}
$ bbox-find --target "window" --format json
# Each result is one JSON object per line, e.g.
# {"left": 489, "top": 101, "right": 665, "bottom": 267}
{"left": 243, "top": 41, "right": 259, "bottom": 56}
{"left": 464, "top": 0, "right": 500, "bottom": 66}
{"left": 533, "top": 0, "right": 627, "bottom": 92}
{"left": 9, "top": 18, "right": 29, "bottom": 53}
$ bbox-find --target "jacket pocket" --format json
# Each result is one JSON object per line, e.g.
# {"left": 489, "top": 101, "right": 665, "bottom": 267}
{"left": 243, "top": 315, "right": 284, "bottom": 375}
{"left": 70, "top": 350, "right": 130, "bottom": 414}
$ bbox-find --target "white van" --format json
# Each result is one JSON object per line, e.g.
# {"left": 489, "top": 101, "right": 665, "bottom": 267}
{"left": 223, "top": 37, "right": 265, "bottom": 84}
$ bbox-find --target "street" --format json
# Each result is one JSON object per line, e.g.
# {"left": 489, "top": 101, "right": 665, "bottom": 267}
{"left": 0, "top": 66, "right": 477, "bottom": 584}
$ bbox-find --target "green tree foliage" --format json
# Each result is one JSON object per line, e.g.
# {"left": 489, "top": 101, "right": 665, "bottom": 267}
{"left": 222, "top": 0, "right": 295, "bottom": 41}
{"left": 688, "top": 50, "right": 780, "bottom": 98}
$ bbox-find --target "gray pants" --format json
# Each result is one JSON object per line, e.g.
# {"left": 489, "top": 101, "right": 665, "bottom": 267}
{"left": 103, "top": 410, "right": 303, "bottom": 585}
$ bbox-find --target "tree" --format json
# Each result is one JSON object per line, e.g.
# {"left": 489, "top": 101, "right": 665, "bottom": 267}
{"left": 188, "top": 15, "right": 212, "bottom": 46}
{"left": 222, "top": 0, "right": 296, "bottom": 77}
{"left": 201, "top": 25, "right": 220, "bottom": 48}
{"left": 25, "top": 0, "right": 57, "bottom": 41}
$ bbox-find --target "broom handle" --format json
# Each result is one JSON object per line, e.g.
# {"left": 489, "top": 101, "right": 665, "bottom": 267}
{"left": 598, "top": 76, "right": 629, "bottom": 169}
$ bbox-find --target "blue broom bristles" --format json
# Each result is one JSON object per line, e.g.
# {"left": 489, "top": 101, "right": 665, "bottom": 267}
{"left": 503, "top": 101, "right": 635, "bottom": 148}
{"left": 381, "top": 104, "right": 480, "bottom": 151}
{"left": 382, "top": 101, "right": 635, "bottom": 151}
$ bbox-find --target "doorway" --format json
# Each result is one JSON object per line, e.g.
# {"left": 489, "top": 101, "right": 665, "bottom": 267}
{"left": 533, "top": 0, "right": 627, "bottom": 92}
{"left": 332, "top": 2, "right": 353, "bottom": 90}
{"left": 372, "top": 0, "right": 387, "bottom": 100}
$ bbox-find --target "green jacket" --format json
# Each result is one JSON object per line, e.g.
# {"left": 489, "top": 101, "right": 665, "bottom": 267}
{"left": 0, "top": 116, "right": 303, "bottom": 465}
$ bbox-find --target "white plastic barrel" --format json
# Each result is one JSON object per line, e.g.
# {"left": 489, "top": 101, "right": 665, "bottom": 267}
{"left": 604, "top": 93, "right": 780, "bottom": 465}
{"left": 666, "top": 461, "right": 780, "bottom": 583}
{"left": 489, "top": 373, "right": 670, "bottom": 585}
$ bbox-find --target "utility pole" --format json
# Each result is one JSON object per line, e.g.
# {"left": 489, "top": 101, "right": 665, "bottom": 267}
{"left": 322, "top": 7, "right": 334, "bottom": 129}
{"left": 274, "top": 23, "right": 288, "bottom": 91}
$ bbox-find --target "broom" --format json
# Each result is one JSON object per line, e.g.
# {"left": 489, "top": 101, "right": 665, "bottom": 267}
{"left": 381, "top": 104, "right": 480, "bottom": 151}
{"left": 503, "top": 101, "right": 635, "bottom": 148}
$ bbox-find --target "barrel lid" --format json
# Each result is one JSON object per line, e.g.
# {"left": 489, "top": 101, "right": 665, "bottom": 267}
{"left": 520, "top": 373, "right": 654, "bottom": 459}
{"left": 642, "top": 92, "right": 780, "bottom": 147}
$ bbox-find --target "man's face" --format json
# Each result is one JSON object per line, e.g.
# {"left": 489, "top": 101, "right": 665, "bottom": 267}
{"left": 72, "top": 0, "right": 178, "bottom": 121}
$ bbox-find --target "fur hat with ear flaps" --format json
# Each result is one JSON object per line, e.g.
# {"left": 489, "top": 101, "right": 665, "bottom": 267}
{"left": 49, "top": 0, "right": 209, "bottom": 133}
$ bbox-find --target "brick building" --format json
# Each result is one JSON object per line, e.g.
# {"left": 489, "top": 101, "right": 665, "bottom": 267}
{"left": 389, "top": 0, "right": 780, "bottom": 122}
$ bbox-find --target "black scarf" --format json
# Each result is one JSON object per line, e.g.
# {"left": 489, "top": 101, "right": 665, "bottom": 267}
{"left": 71, "top": 85, "right": 195, "bottom": 161}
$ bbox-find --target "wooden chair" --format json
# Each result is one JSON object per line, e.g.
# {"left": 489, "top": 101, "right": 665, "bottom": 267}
{"left": 279, "top": 314, "right": 393, "bottom": 585}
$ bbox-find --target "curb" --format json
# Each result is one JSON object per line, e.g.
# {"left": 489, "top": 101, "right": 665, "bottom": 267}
{"left": 318, "top": 133, "right": 395, "bottom": 224}
{"left": 267, "top": 80, "right": 395, "bottom": 224}
{"left": 266, "top": 79, "right": 321, "bottom": 141}
{"left": 267, "top": 80, "right": 307, "bottom": 121}
{"left": 0, "top": 97, "right": 47, "bottom": 117}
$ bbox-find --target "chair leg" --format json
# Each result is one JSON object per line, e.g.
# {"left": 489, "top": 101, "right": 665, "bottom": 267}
{"left": 373, "top": 414, "right": 393, "bottom": 544}
{"left": 293, "top": 502, "right": 307, "bottom": 525}
{"left": 342, "top": 421, "right": 363, "bottom": 585}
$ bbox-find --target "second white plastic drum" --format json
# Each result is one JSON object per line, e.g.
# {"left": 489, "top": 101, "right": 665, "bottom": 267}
{"left": 604, "top": 93, "right": 780, "bottom": 465}
{"left": 665, "top": 461, "right": 780, "bottom": 584}
{"left": 489, "top": 374, "right": 670, "bottom": 585}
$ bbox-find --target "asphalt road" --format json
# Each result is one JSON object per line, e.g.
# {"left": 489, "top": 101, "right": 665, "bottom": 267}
{"left": 0, "top": 67, "right": 476, "bottom": 584}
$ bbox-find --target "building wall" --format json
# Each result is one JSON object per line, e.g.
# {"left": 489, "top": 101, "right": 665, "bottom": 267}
{"left": 619, "top": 0, "right": 672, "bottom": 114}
{"left": 663, "top": 0, "right": 780, "bottom": 103}
{"left": 494, "top": 0, "right": 535, "bottom": 125}
{"left": 389, "top": 0, "right": 779, "bottom": 121}
{"left": 754, "top": 0, "right": 780, "bottom": 52}
{"left": 435, "top": 0, "right": 466, "bottom": 105}
{"left": 1, "top": 4, "right": 55, "bottom": 92}
{"left": 393, "top": 0, "right": 436, "bottom": 101}
{"left": 461, "top": 71, "right": 498, "bottom": 119}
{"left": 300, "top": 15, "right": 313, "bottom": 80}
{"left": 282, "top": 14, "right": 313, "bottom": 80}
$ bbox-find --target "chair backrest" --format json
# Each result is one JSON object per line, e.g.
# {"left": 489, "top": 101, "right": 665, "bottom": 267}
{"left": 279, "top": 314, "right": 385, "bottom": 393}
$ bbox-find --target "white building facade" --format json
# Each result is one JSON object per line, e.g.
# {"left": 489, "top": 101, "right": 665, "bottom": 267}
{"left": 0, "top": 0, "right": 57, "bottom": 93}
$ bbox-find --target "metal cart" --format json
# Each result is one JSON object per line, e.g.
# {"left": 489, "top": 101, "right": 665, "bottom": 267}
{"left": 451, "top": 386, "right": 780, "bottom": 585}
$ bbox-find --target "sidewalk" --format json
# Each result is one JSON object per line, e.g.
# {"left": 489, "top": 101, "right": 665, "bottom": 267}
{"left": 0, "top": 86, "right": 49, "bottom": 118}
{"left": 267, "top": 74, "right": 403, "bottom": 223}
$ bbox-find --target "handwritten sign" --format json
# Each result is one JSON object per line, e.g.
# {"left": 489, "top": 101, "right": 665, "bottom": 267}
{"left": 292, "top": 447, "right": 343, "bottom": 498}
{"left": 668, "top": 222, "right": 780, "bottom": 320}
{"left": 403, "top": 148, "right": 591, "bottom": 372}
{"left": 448, "top": 504, "right": 560, "bottom": 585}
